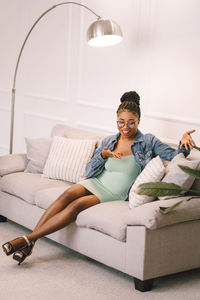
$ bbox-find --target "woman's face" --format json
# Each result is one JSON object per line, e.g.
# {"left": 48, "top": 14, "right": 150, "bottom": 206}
{"left": 117, "top": 110, "right": 140, "bottom": 138}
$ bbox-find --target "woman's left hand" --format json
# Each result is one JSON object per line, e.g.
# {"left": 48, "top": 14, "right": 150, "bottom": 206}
{"left": 180, "top": 129, "right": 196, "bottom": 150}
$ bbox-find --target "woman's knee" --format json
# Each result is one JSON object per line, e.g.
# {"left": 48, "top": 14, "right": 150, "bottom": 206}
{"left": 68, "top": 201, "right": 84, "bottom": 215}
{"left": 68, "top": 196, "right": 99, "bottom": 215}
{"left": 56, "top": 185, "right": 86, "bottom": 207}
{"left": 57, "top": 190, "right": 74, "bottom": 206}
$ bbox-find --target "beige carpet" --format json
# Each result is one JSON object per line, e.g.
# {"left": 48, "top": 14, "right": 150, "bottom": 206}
{"left": 0, "top": 220, "right": 200, "bottom": 300}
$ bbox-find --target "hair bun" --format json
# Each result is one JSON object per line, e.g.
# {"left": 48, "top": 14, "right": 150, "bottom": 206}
{"left": 120, "top": 91, "right": 140, "bottom": 106}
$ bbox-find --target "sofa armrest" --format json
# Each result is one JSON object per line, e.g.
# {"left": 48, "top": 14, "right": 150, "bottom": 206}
{"left": 0, "top": 153, "right": 27, "bottom": 176}
{"left": 127, "top": 196, "right": 200, "bottom": 230}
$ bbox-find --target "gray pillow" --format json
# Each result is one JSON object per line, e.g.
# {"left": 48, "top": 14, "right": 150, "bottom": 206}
{"left": 159, "top": 153, "right": 200, "bottom": 200}
{"left": 24, "top": 138, "right": 52, "bottom": 174}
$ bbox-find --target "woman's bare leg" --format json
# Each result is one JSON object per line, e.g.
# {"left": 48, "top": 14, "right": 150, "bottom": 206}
{"left": 26, "top": 195, "right": 100, "bottom": 242}
{"left": 33, "top": 184, "right": 89, "bottom": 232}
{"left": 6, "top": 184, "right": 93, "bottom": 256}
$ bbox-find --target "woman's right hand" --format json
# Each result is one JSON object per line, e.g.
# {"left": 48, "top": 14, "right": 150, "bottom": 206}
{"left": 101, "top": 147, "right": 122, "bottom": 159}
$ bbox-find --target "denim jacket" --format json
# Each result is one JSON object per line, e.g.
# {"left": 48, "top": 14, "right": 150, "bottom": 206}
{"left": 85, "top": 129, "right": 190, "bottom": 179}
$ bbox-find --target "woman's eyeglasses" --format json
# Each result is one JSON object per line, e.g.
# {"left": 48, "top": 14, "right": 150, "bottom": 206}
{"left": 117, "top": 121, "right": 136, "bottom": 128}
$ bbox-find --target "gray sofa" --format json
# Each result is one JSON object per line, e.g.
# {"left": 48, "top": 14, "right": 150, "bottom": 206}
{"left": 1, "top": 124, "right": 200, "bottom": 292}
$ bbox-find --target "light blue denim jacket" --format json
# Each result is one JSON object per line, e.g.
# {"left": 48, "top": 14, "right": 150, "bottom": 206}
{"left": 85, "top": 129, "right": 190, "bottom": 179}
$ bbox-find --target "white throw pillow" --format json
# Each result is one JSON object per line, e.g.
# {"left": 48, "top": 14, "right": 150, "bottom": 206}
{"left": 24, "top": 138, "right": 52, "bottom": 174}
{"left": 43, "top": 136, "right": 97, "bottom": 183}
{"left": 129, "top": 156, "right": 165, "bottom": 208}
{"left": 159, "top": 153, "right": 200, "bottom": 200}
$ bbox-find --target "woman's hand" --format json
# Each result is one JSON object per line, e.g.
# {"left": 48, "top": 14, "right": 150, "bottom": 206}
{"left": 180, "top": 129, "right": 196, "bottom": 150}
{"left": 101, "top": 147, "right": 122, "bottom": 159}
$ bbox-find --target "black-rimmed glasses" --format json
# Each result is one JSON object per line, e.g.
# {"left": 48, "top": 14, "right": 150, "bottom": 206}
{"left": 117, "top": 121, "right": 136, "bottom": 128}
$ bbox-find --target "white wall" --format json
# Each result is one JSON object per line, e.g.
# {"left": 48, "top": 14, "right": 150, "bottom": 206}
{"left": 0, "top": 0, "right": 200, "bottom": 154}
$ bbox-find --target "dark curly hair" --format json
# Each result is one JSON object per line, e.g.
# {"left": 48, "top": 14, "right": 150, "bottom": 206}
{"left": 117, "top": 91, "right": 141, "bottom": 119}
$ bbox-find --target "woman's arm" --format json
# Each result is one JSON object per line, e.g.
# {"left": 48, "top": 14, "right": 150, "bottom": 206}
{"left": 152, "top": 130, "right": 196, "bottom": 161}
{"left": 85, "top": 134, "right": 121, "bottom": 178}
{"left": 85, "top": 138, "right": 107, "bottom": 178}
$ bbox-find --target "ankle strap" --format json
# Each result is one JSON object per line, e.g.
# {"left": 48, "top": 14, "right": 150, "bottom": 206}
{"left": 23, "top": 235, "right": 31, "bottom": 247}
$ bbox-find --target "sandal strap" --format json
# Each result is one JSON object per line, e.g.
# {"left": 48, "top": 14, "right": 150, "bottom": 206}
{"left": 22, "top": 235, "right": 31, "bottom": 247}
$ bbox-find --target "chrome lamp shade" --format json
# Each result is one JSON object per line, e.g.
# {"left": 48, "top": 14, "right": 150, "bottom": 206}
{"left": 87, "top": 19, "right": 123, "bottom": 47}
{"left": 9, "top": 2, "right": 123, "bottom": 154}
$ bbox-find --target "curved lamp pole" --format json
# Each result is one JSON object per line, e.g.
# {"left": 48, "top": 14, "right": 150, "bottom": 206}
{"left": 10, "top": 1, "right": 123, "bottom": 154}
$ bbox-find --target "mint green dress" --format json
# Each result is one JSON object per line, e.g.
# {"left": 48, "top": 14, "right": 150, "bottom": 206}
{"left": 79, "top": 155, "right": 141, "bottom": 203}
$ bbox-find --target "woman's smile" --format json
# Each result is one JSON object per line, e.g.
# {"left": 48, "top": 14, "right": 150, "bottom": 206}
{"left": 121, "top": 130, "right": 130, "bottom": 136}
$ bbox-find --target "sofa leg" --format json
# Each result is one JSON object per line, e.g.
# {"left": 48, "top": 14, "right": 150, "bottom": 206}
{"left": 134, "top": 278, "right": 154, "bottom": 292}
{"left": 0, "top": 215, "right": 7, "bottom": 222}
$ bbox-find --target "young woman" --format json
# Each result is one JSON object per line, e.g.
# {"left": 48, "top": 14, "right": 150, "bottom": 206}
{"left": 2, "top": 91, "right": 196, "bottom": 264}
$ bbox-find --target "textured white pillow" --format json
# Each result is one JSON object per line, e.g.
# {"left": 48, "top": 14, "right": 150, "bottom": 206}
{"left": 159, "top": 153, "right": 200, "bottom": 200}
{"left": 129, "top": 156, "right": 165, "bottom": 208}
{"left": 43, "top": 136, "right": 97, "bottom": 183}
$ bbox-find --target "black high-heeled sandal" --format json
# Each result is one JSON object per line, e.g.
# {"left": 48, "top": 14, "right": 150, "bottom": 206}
{"left": 2, "top": 235, "right": 32, "bottom": 256}
{"left": 13, "top": 241, "right": 35, "bottom": 265}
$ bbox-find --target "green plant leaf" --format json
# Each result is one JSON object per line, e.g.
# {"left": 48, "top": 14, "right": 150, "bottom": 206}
{"left": 159, "top": 196, "right": 200, "bottom": 214}
{"left": 137, "top": 182, "right": 184, "bottom": 197}
{"left": 178, "top": 165, "right": 200, "bottom": 179}
{"left": 186, "top": 196, "right": 200, "bottom": 201}
{"left": 193, "top": 145, "right": 200, "bottom": 151}
{"left": 159, "top": 199, "right": 185, "bottom": 214}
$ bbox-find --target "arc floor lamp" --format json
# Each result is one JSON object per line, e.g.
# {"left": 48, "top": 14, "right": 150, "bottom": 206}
{"left": 9, "top": 1, "right": 123, "bottom": 154}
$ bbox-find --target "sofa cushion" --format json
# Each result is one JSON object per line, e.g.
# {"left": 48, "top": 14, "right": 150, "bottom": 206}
{"left": 24, "top": 137, "right": 52, "bottom": 174}
{"left": 43, "top": 137, "right": 97, "bottom": 183}
{"left": 76, "top": 201, "right": 130, "bottom": 242}
{"left": 51, "top": 124, "right": 104, "bottom": 147}
{"left": 35, "top": 186, "right": 72, "bottom": 209}
{"left": 76, "top": 196, "right": 200, "bottom": 240}
{"left": 0, "top": 172, "right": 68, "bottom": 204}
{"left": 127, "top": 196, "right": 200, "bottom": 230}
